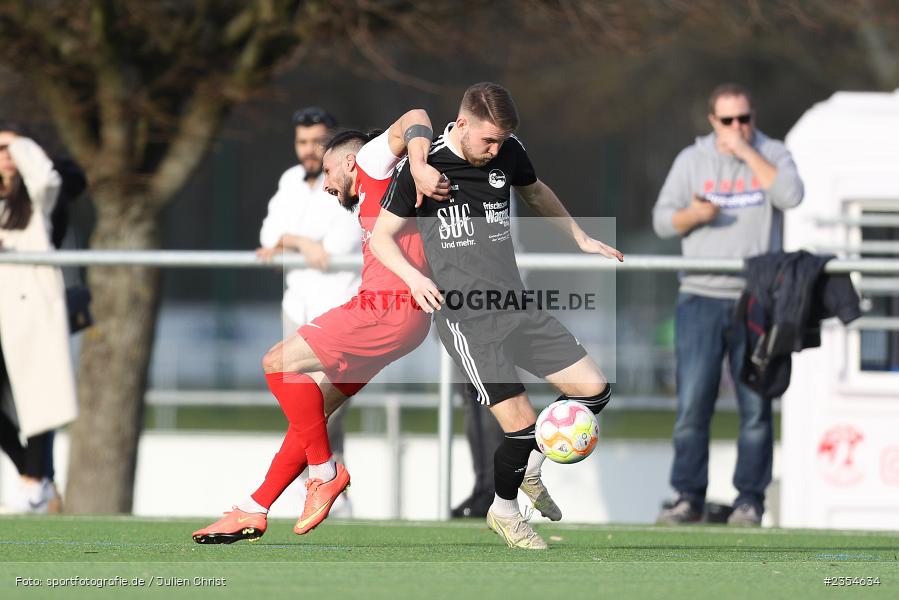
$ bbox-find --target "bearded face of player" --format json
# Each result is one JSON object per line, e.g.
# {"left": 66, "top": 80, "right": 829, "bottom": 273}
{"left": 337, "top": 172, "right": 359, "bottom": 211}
{"left": 322, "top": 150, "right": 360, "bottom": 212}
{"left": 459, "top": 118, "right": 510, "bottom": 167}
{"left": 295, "top": 123, "right": 329, "bottom": 179}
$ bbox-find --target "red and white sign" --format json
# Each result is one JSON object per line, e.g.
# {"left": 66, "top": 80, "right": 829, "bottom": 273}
{"left": 817, "top": 425, "right": 865, "bottom": 487}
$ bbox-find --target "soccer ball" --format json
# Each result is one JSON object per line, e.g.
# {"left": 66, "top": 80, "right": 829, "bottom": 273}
{"left": 535, "top": 400, "right": 599, "bottom": 464}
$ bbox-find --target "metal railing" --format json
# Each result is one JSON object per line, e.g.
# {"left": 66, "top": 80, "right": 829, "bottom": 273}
{"left": 815, "top": 215, "right": 899, "bottom": 228}
{"left": 4, "top": 249, "right": 899, "bottom": 519}
{"left": 4, "top": 250, "right": 899, "bottom": 273}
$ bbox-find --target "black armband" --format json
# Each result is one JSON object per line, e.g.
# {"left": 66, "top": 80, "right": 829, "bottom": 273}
{"left": 403, "top": 124, "right": 433, "bottom": 145}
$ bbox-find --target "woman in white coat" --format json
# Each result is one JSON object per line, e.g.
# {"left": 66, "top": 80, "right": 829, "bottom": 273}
{"left": 0, "top": 127, "right": 77, "bottom": 512}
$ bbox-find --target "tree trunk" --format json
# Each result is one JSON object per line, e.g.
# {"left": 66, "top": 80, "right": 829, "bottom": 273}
{"left": 65, "top": 187, "right": 162, "bottom": 513}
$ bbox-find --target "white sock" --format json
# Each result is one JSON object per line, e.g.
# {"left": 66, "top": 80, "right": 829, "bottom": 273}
{"left": 236, "top": 497, "right": 268, "bottom": 514}
{"left": 525, "top": 449, "right": 546, "bottom": 480}
{"left": 491, "top": 495, "right": 520, "bottom": 517}
{"left": 308, "top": 458, "right": 337, "bottom": 482}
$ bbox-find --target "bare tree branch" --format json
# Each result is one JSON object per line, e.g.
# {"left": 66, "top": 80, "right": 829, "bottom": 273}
{"left": 857, "top": 0, "right": 899, "bottom": 87}
{"left": 147, "top": 83, "right": 226, "bottom": 206}
{"left": 223, "top": 2, "right": 260, "bottom": 45}
{"left": 30, "top": 71, "right": 98, "bottom": 163}
{"left": 90, "top": 0, "right": 132, "bottom": 179}
{"left": 346, "top": 20, "right": 444, "bottom": 94}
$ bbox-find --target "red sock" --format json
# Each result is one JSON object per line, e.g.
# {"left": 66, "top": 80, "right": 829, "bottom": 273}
{"left": 251, "top": 424, "right": 308, "bottom": 509}
{"left": 265, "top": 372, "right": 332, "bottom": 465}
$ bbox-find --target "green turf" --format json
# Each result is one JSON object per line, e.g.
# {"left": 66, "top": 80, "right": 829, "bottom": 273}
{"left": 1, "top": 517, "right": 895, "bottom": 599}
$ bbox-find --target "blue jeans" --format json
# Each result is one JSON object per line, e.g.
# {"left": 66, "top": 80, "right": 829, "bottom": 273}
{"left": 670, "top": 293, "right": 773, "bottom": 512}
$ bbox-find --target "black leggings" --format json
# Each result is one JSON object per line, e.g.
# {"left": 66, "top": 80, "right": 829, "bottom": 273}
{"left": 0, "top": 342, "right": 55, "bottom": 480}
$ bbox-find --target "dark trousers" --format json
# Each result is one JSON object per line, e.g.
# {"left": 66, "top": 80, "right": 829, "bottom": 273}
{"left": 0, "top": 340, "right": 55, "bottom": 480}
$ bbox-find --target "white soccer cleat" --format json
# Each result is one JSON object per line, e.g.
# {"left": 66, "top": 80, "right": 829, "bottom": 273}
{"left": 486, "top": 508, "right": 548, "bottom": 550}
{"left": 519, "top": 475, "right": 562, "bottom": 521}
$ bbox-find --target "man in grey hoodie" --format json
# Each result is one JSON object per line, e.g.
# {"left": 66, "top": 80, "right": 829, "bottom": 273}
{"left": 652, "top": 83, "right": 804, "bottom": 526}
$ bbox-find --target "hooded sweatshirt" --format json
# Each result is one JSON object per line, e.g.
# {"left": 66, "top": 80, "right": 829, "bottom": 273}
{"left": 652, "top": 130, "right": 804, "bottom": 299}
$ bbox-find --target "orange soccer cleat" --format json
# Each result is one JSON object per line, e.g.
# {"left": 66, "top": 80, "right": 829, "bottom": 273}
{"left": 293, "top": 463, "right": 351, "bottom": 535}
{"left": 192, "top": 507, "right": 267, "bottom": 544}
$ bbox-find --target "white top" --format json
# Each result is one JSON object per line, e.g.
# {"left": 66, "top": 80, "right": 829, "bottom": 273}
{"left": 259, "top": 165, "right": 361, "bottom": 324}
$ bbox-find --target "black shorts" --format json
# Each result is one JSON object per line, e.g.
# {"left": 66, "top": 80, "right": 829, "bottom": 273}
{"left": 435, "top": 308, "right": 587, "bottom": 406}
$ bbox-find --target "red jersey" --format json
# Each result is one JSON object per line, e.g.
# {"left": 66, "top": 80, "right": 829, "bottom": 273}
{"left": 353, "top": 131, "right": 429, "bottom": 294}
{"left": 297, "top": 131, "right": 432, "bottom": 395}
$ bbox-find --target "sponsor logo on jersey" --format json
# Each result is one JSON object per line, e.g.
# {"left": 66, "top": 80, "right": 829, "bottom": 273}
{"left": 484, "top": 200, "right": 510, "bottom": 228}
{"left": 488, "top": 169, "right": 506, "bottom": 189}
{"left": 437, "top": 204, "right": 477, "bottom": 248}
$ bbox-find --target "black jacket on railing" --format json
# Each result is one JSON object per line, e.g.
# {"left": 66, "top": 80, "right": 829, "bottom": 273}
{"left": 736, "top": 250, "right": 861, "bottom": 399}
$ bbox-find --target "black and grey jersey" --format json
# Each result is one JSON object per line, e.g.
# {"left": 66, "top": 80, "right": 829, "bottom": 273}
{"left": 382, "top": 122, "right": 537, "bottom": 318}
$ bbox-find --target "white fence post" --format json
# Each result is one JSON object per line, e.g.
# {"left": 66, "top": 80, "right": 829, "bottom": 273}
{"left": 437, "top": 347, "right": 453, "bottom": 520}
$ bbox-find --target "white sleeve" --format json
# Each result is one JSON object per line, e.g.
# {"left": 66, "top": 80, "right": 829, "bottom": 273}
{"left": 321, "top": 206, "right": 362, "bottom": 256}
{"left": 8, "top": 137, "right": 61, "bottom": 217}
{"left": 354, "top": 130, "right": 401, "bottom": 179}
{"left": 259, "top": 167, "right": 301, "bottom": 247}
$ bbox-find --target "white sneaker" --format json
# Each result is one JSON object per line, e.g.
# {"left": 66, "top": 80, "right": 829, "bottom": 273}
{"left": 9, "top": 478, "right": 59, "bottom": 514}
{"left": 519, "top": 476, "right": 562, "bottom": 521}
{"left": 486, "top": 508, "right": 548, "bottom": 550}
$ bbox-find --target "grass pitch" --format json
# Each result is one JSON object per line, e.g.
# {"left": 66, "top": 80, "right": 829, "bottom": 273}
{"left": 1, "top": 516, "right": 896, "bottom": 599}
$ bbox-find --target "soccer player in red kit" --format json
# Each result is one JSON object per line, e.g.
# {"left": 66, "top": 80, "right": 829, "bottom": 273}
{"left": 193, "top": 110, "right": 450, "bottom": 543}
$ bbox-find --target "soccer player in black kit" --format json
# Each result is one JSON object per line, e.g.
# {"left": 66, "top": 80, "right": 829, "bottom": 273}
{"left": 372, "top": 82, "right": 623, "bottom": 549}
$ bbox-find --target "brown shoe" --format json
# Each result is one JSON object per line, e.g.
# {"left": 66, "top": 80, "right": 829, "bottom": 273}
{"left": 656, "top": 498, "right": 703, "bottom": 525}
{"left": 727, "top": 504, "right": 762, "bottom": 526}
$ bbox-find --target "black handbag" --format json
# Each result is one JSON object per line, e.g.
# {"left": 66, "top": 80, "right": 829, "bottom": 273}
{"left": 61, "top": 230, "right": 93, "bottom": 334}
{"left": 66, "top": 283, "right": 93, "bottom": 333}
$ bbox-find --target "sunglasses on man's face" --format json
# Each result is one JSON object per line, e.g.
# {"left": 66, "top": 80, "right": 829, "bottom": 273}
{"left": 716, "top": 114, "right": 752, "bottom": 126}
{"left": 292, "top": 107, "right": 336, "bottom": 129}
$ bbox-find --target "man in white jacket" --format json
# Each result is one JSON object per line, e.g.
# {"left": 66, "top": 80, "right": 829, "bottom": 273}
{"left": 257, "top": 107, "right": 361, "bottom": 330}
{"left": 256, "top": 107, "right": 360, "bottom": 516}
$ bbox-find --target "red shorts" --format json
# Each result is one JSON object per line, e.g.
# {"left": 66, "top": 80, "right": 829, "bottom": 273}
{"left": 299, "top": 290, "right": 431, "bottom": 396}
